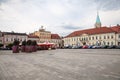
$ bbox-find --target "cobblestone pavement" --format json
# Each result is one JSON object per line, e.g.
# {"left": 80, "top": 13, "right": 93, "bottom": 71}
{"left": 0, "top": 49, "right": 120, "bottom": 80}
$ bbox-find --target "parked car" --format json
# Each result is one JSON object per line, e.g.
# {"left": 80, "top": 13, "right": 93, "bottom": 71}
{"left": 82, "top": 45, "right": 88, "bottom": 49}
{"left": 116, "top": 45, "right": 120, "bottom": 49}
{"left": 101, "top": 45, "right": 109, "bottom": 49}
{"left": 0, "top": 47, "right": 11, "bottom": 50}
{"left": 92, "top": 45, "right": 101, "bottom": 49}
{"left": 64, "top": 45, "right": 72, "bottom": 49}
{"left": 78, "top": 46, "right": 83, "bottom": 49}
{"left": 72, "top": 46, "right": 82, "bottom": 49}
{"left": 72, "top": 46, "right": 78, "bottom": 49}
{"left": 88, "top": 45, "right": 94, "bottom": 49}
{"left": 107, "top": 45, "right": 117, "bottom": 49}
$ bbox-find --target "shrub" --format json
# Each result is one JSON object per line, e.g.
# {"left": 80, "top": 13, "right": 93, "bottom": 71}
{"left": 13, "top": 39, "right": 19, "bottom": 46}
{"left": 0, "top": 43, "right": 3, "bottom": 47}
{"left": 22, "top": 40, "right": 26, "bottom": 46}
{"left": 26, "top": 40, "right": 32, "bottom": 45}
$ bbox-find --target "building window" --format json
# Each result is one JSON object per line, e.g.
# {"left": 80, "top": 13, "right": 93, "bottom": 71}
{"left": 92, "top": 37, "right": 94, "bottom": 40}
{"left": 89, "top": 37, "right": 91, "bottom": 40}
{"left": 111, "top": 42, "right": 113, "bottom": 45}
{"left": 107, "top": 36, "right": 109, "bottom": 39}
{"left": 0, "top": 40, "right": 1, "bottom": 42}
{"left": 81, "top": 38, "right": 83, "bottom": 41}
{"left": 6, "top": 38, "right": 8, "bottom": 42}
{"left": 111, "top": 35, "right": 113, "bottom": 39}
{"left": 107, "top": 42, "right": 109, "bottom": 45}
{"left": 73, "top": 38, "right": 74, "bottom": 41}
{"left": 99, "top": 36, "right": 101, "bottom": 39}
{"left": 96, "top": 36, "right": 98, "bottom": 40}
{"left": 103, "top": 41, "right": 105, "bottom": 45}
{"left": 84, "top": 38, "right": 85, "bottom": 41}
{"left": 104, "top": 42, "right": 106, "bottom": 45}
{"left": 119, "top": 35, "right": 120, "bottom": 38}
{"left": 11, "top": 38, "right": 13, "bottom": 41}
{"left": 86, "top": 38, "right": 88, "bottom": 41}
{"left": 104, "top": 36, "right": 106, "bottom": 39}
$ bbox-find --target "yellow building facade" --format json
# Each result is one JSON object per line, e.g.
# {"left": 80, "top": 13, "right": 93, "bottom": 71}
{"left": 31, "top": 26, "right": 63, "bottom": 48}
{"left": 33, "top": 26, "right": 51, "bottom": 43}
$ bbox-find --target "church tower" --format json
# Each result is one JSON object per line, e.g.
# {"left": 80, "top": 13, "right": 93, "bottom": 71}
{"left": 95, "top": 11, "right": 101, "bottom": 28}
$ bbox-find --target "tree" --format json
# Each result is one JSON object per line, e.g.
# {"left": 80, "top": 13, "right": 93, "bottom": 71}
{"left": 7, "top": 43, "right": 13, "bottom": 50}
{"left": 26, "top": 40, "right": 32, "bottom": 45}
{"left": 22, "top": 40, "right": 26, "bottom": 46}
{"left": 13, "top": 39, "right": 19, "bottom": 46}
{"left": 0, "top": 43, "right": 3, "bottom": 47}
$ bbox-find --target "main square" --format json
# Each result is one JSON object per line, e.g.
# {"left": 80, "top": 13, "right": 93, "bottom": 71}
{"left": 0, "top": 49, "right": 120, "bottom": 80}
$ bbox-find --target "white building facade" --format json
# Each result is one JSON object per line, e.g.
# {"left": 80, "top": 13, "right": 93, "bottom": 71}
{"left": 0, "top": 32, "right": 27, "bottom": 47}
{"left": 63, "top": 13, "right": 120, "bottom": 46}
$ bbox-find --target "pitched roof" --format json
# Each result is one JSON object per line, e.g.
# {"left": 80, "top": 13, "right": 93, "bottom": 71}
{"left": 3, "top": 32, "right": 27, "bottom": 36}
{"left": 51, "top": 34, "right": 61, "bottom": 39}
{"left": 110, "top": 25, "right": 120, "bottom": 33}
{"left": 65, "top": 27, "right": 116, "bottom": 37}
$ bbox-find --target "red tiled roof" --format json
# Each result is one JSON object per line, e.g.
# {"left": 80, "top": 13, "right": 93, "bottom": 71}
{"left": 110, "top": 26, "right": 120, "bottom": 33}
{"left": 51, "top": 34, "right": 61, "bottom": 39}
{"left": 28, "top": 35, "right": 39, "bottom": 38}
{"left": 66, "top": 26, "right": 117, "bottom": 37}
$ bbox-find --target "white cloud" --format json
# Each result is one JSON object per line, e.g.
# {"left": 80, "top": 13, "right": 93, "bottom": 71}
{"left": 0, "top": 0, "right": 120, "bottom": 36}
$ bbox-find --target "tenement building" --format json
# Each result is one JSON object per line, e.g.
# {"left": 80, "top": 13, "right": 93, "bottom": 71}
{"left": 0, "top": 31, "right": 27, "bottom": 47}
{"left": 30, "top": 26, "right": 63, "bottom": 48}
{"left": 63, "top": 13, "right": 120, "bottom": 46}
{"left": 51, "top": 34, "right": 63, "bottom": 48}
{"left": 27, "top": 35, "right": 39, "bottom": 43}
{"left": 32, "top": 26, "right": 51, "bottom": 43}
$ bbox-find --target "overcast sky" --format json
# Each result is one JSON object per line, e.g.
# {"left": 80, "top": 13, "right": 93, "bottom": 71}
{"left": 0, "top": 0, "right": 120, "bottom": 36}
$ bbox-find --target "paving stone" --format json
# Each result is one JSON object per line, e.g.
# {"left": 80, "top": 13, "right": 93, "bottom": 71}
{"left": 0, "top": 49, "right": 120, "bottom": 80}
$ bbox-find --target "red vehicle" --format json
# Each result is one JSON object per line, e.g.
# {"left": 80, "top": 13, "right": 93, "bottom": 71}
{"left": 82, "top": 45, "right": 88, "bottom": 49}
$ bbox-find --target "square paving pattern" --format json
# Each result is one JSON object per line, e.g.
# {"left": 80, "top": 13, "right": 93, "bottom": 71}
{"left": 0, "top": 49, "right": 120, "bottom": 80}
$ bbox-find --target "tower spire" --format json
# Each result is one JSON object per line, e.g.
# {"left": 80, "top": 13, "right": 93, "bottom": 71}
{"left": 95, "top": 11, "right": 101, "bottom": 28}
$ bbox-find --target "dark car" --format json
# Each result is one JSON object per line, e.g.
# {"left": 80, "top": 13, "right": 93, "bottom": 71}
{"left": 0, "top": 47, "right": 11, "bottom": 50}
{"left": 116, "top": 45, "right": 120, "bottom": 49}
{"left": 101, "top": 45, "right": 109, "bottom": 49}
{"left": 107, "top": 45, "right": 117, "bottom": 49}
{"left": 88, "top": 45, "right": 94, "bottom": 49}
